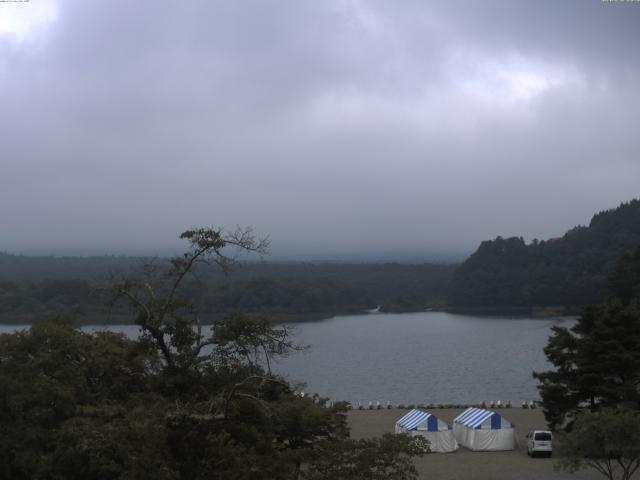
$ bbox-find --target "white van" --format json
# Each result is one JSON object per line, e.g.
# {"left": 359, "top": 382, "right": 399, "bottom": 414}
{"left": 526, "top": 430, "right": 552, "bottom": 457}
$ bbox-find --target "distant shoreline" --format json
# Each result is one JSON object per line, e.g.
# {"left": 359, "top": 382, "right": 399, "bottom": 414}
{"left": 443, "top": 305, "right": 583, "bottom": 317}
{"left": 0, "top": 305, "right": 581, "bottom": 326}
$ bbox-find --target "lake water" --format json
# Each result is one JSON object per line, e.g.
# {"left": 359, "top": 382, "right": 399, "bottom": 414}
{"left": 0, "top": 312, "right": 572, "bottom": 405}
{"left": 274, "top": 312, "right": 573, "bottom": 406}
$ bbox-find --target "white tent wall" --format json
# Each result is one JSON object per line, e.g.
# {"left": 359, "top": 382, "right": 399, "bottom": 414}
{"left": 395, "top": 409, "right": 458, "bottom": 453}
{"left": 408, "top": 429, "right": 458, "bottom": 453}
{"left": 455, "top": 426, "right": 515, "bottom": 451}
{"left": 453, "top": 408, "right": 515, "bottom": 451}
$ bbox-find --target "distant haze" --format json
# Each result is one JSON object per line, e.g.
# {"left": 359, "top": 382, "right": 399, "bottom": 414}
{"left": 1, "top": 1, "right": 639, "bottom": 259}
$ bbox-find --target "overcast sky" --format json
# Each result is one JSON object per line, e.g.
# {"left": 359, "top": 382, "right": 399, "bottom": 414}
{"left": 1, "top": 0, "right": 639, "bottom": 259}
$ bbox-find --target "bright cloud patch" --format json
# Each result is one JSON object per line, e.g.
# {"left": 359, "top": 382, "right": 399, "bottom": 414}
{"left": 0, "top": 0, "right": 57, "bottom": 41}
{"left": 450, "top": 51, "right": 580, "bottom": 104}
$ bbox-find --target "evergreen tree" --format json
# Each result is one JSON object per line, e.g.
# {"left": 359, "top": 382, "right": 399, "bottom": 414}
{"left": 534, "top": 246, "right": 640, "bottom": 429}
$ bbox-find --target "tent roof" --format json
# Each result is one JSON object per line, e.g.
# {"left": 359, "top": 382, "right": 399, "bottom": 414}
{"left": 453, "top": 408, "right": 510, "bottom": 429}
{"left": 396, "top": 409, "right": 434, "bottom": 430}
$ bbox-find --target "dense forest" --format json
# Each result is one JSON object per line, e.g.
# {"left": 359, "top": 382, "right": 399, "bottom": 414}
{"left": 0, "top": 255, "right": 455, "bottom": 324}
{"left": 448, "top": 199, "right": 640, "bottom": 313}
{"left": 2, "top": 199, "right": 639, "bottom": 322}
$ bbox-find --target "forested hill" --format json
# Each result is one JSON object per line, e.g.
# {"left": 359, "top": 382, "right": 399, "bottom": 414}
{"left": 0, "top": 254, "right": 455, "bottom": 323}
{"left": 0, "top": 253, "right": 143, "bottom": 282}
{"left": 448, "top": 199, "right": 640, "bottom": 311}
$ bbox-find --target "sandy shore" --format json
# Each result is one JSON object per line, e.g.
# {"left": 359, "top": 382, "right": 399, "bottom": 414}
{"left": 347, "top": 408, "right": 602, "bottom": 480}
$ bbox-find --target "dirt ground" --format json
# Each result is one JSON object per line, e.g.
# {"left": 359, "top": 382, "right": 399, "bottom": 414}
{"left": 347, "top": 408, "right": 603, "bottom": 480}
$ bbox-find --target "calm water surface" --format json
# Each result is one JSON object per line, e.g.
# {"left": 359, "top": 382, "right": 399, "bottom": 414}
{"left": 274, "top": 312, "right": 572, "bottom": 405}
{"left": 0, "top": 312, "right": 572, "bottom": 405}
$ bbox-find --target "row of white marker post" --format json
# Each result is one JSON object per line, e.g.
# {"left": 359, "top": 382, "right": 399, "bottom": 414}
{"left": 293, "top": 392, "right": 539, "bottom": 409}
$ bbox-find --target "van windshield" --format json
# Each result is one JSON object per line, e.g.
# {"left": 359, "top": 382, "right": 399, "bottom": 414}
{"left": 534, "top": 432, "right": 552, "bottom": 441}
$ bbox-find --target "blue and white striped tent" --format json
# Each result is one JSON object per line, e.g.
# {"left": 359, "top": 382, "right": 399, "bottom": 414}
{"left": 395, "top": 409, "right": 458, "bottom": 453}
{"left": 453, "top": 408, "right": 515, "bottom": 451}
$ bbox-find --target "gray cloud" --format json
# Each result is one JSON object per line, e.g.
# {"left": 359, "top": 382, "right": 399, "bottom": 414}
{"left": 1, "top": 0, "right": 639, "bottom": 258}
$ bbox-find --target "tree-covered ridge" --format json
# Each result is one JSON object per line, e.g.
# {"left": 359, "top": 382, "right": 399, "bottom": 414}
{"left": 0, "top": 252, "right": 143, "bottom": 282}
{"left": 0, "top": 260, "right": 455, "bottom": 324}
{"left": 448, "top": 199, "right": 640, "bottom": 309}
{"left": 204, "top": 277, "right": 374, "bottom": 317}
{"left": 4, "top": 198, "right": 638, "bottom": 318}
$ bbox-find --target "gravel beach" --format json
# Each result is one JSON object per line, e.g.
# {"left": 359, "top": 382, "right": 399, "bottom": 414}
{"left": 347, "top": 408, "right": 602, "bottom": 480}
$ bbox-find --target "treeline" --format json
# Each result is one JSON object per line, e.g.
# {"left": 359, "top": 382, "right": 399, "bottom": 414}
{"left": 0, "top": 259, "right": 455, "bottom": 323}
{"left": 3, "top": 198, "right": 638, "bottom": 321}
{"left": 215, "top": 263, "right": 454, "bottom": 314}
{"left": 0, "top": 279, "right": 107, "bottom": 322}
{"left": 202, "top": 277, "right": 372, "bottom": 318}
{"left": 0, "top": 253, "right": 142, "bottom": 282}
{"left": 448, "top": 199, "right": 640, "bottom": 312}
